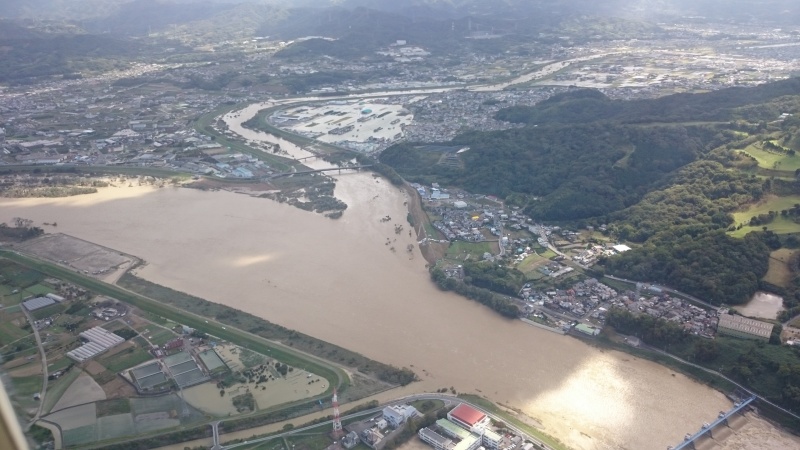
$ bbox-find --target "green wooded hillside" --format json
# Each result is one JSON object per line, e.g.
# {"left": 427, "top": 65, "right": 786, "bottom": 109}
{"left": 381, "top": 78, "right": 800, "bottom": 305}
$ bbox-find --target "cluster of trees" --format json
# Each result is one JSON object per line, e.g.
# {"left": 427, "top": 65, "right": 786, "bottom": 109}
{"left": 763, "top": 140, "right": 795, "bottom": 155}
{"left": 604, "top": 231, "right": 770, "bottom": 305}
{"left": 232, "top": 392, "right": 256, "bottom": 412}
{"left": 606, "top": 307, "right": 687, "bottom": 347}
{"left": 462, "top": 261, "right": 525, "bottom": 297}
{"left": 430, "top": 267, "right": 520, "bottom": 318}
{"left": 274, "top": 361, "right": 291, "bottom": 376}
{"left": 113, "top": 328, "right": 138, "bottom": 340}
{"left": 0, "top": 220, "right": 44, "bottom": 241}
{"left": 609, "top": 161, "right": 764, "bottom": 242}
{"left": 382, "top": 124, "right": 715, "bottom": 221}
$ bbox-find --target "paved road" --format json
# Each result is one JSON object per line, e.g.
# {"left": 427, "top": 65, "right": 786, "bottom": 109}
{"left": 22, "top": 307, "right": 48, "bottom": 425}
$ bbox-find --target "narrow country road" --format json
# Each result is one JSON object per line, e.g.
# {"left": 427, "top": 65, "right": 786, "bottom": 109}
{"left": 22, "top": 306, "right": 48, "bottom": 424}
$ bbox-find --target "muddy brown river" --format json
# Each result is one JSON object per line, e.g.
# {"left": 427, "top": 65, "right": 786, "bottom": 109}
{"left": 3, "top": 181, "right": 795, "bottom": 450}
{"left": 1, "top": 104, "right": 798, "bottom": 449}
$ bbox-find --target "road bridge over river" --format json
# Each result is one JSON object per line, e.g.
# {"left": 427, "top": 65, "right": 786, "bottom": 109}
{"left": 670, "top": 396, "right": 756, "bottom": 450}
{"left": 268, "top": 165, "right": 373, "bottom": 179}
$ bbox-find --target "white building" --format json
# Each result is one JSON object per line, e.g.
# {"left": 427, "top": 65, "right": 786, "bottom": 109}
{"left": 383, "top": 404, "right": 418, "bottom": 428}
{"left": 481, "top": 428, "right": 502, "bottom": 449}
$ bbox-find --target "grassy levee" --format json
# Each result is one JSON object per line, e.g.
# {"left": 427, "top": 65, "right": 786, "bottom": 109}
{"left": 456, "top": 394, "right": 568, "bottom": 450}
{"left": 0, "top": 250, "right": 346, "bottom": 394}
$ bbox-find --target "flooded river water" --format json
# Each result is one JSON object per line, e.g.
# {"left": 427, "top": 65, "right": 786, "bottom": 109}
{"left": 1, "top": 184, "right": 734, "bottom": 450}
{"left": 1, "top": 102, "right": 798, "bottom": 449}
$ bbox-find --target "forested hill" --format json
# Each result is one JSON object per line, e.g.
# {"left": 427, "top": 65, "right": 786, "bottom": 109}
{"left": 381, "top": 78, "right": 800, "bottom": 305}
{"left": 496, "top": 78, "right": 800, "bottom": 125}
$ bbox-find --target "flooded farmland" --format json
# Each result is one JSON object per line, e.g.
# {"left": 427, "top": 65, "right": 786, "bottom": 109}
{"left": 736, "top": 292, "right": 786, "bottom": 320}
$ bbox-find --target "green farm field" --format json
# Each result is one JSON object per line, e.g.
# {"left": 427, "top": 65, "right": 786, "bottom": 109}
{"left": 98, "top": 347, "right": 153, "bottom": 373}
{"left": 445, "top": 241, "right": 497, "bottom": 261}
{"left": 740, "top": 143, "right": 800, "bottom": 171}
{"left": 730, "top": 195, "right": 800, "bottom": 237}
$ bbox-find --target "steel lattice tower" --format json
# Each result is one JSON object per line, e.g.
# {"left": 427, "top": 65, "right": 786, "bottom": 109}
{"left": 331, "top": 388, "right": 344, "bottom": 438}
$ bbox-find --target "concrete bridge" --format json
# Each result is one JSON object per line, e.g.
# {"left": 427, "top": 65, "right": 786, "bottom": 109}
{"left": 210, "top": 421, "right": 221, "bottom": 450}
{"left": 269, "top": 165, "right": 373, "bottom": 179}
{"left": 670, "top": 396, "right": 756, "bottom": 450}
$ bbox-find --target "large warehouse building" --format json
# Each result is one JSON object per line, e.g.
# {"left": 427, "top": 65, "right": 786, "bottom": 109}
{"left": 717, "top": 314, "right": 774, "bottom": 341}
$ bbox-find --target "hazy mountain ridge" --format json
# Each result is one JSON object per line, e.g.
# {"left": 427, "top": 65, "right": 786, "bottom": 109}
{"left": 4, "top": 0, "right": 800, "bottom": 30}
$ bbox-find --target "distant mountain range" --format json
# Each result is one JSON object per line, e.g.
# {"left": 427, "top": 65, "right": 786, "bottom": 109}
{"left": 2, "top": 0, "right": 799, "bottom": 35}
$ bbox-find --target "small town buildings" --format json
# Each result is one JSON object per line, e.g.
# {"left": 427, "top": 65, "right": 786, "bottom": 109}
{"left": 447, "top": 403, "right": 490, "bottom": 433}
{"left": 342, "top": 431, "right": 360, "bottom": 449}
{"left": 717, "top": 314, "right": 774, "bottom": 341}
{"left": 361, "top": 428, "right": 383, "bottom": 449}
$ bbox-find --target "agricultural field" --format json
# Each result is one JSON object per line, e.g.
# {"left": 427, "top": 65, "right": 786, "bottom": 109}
{"left": 763, "top": 248, "right": 798, "bottom": 288}
{"left": 0, "top": 255, "right": 349, "bottom": 448}
{"left": 445, "top": 241, "right": 498, "bottom": 261}
{"left": 730, "top": 195, "right": 800, "bottom": 237}
{"left": 516, "top": 253, "right": 550, "bottom": 276}
{"left": 98, "top": 346, "right": 154, "bottom": 373}
{"left": 142, "top": 327, "right": 178, "bottom": 346}
{"left": 49, "top": 372, "right": 106, "bottom": 413}
{"left": 44, "top": 393, "right": 206, "bottom": 447}
{"left": 0, "top": 310, "right": 31, "bottom": 346}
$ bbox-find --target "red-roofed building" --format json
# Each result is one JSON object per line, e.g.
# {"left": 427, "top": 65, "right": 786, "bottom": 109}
{"left": 447, "top": 403, "right": 490, "bottom": 433}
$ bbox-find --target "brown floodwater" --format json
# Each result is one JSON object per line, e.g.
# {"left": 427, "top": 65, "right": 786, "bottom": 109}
{"left": 2, "top": 103, "right": 797, "bottom": 450}
{"left": 736, "top": 292, "right": 785, "bottom": 320}
{"left": 0, "top": 182, "right": 763, "bottom": 450}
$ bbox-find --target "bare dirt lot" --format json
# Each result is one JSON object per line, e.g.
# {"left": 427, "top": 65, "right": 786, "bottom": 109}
{"left": 16, "top": 233, "right": 137, "bottom": 277}
{"left": 84, "top": 361, "right": 106, "bottom": 375}
{"left": 44, "top": 402, "right": 97, "bottom": 430}
{"left": 51, "top": 373, "right": 106, "bottom": 412}
{"left": 100, "top": 376, "right": 137, "bottom": 399}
